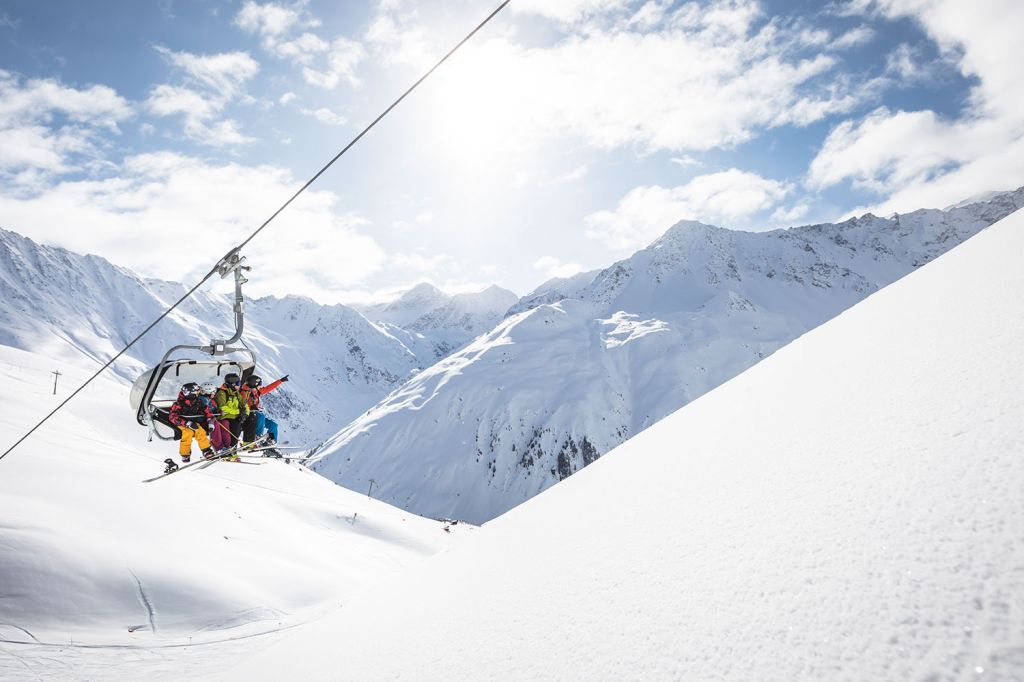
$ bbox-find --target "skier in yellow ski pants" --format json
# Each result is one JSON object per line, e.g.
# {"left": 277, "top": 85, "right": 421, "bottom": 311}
{"left": 178, "top": 424, "right": 212, "bottom": 458}
{"left": 169, "top": 382, "right": 216, "bottom": 462}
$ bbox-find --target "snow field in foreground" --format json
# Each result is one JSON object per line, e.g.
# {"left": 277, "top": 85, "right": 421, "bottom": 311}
{"left": 0, "top": 345, "right": 469, "bottom": 679}
{"left": 222, "top": 210, "right": 1024, "bottom": 680}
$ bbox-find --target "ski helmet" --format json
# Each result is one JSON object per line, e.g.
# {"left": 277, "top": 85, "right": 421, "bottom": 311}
{"left": 224, "top": 373, "right": 240, "bottom": 387}
{"left": 181, "top": 382, "right": 201, "bottom": 396}
{"left": 200, "top": 381, "right": 217, "bottom": 395}
{"left": 246, "top": 375, "right": 263, "bottom": 388}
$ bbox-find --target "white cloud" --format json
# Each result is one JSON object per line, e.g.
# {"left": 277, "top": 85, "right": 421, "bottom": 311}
{"left": 809, "top": 108, "right": 963, "bottom": 192}
{"left": 236, "top": 2, "right": 365, "bottom": 90}
{"left": 418, "top": 0, "right": 863, "bottom": 159}
{"left": 153, "top": 46, "right": 260, "bottom": 96}
{"left": 391, "top": 252, "right": 448, "bottom": 273}
{"left": 234, "top": 1, "right": 308, "bottom": 38}
{"left": 585, "top": 169, "right": 791, "bottom": 249}
{"left": 0, "top": 125, "right": 70, "bottom": 172}
{"left": 884, "top": 42, "right": 927, "bottom": 82}
{"left": 770, "top": 201, "right": 811, "bottom": 223}
{"left": 832, "top": 25, "right": 876, "bottom": 49}
{"left": 301, "top": 107, "right": 347, "bottom": 126}
{"left": 670, "top": 155, "right": 701, "bottom": 168}
{"left": 808, "top": 0, "right": 1024, "bottom": 213}
{"left": 511, "top": 0, "right": 628, "bottom": 25}
{"left": 147, "top": 84, "right": 219, "bottom": 122}
{"left": 365, "top": 11, "right": 436, "bottom": 69}
{"left": 628, "top": 1, "right": 673, "bottom": 29}
{"left": 0, "top": 152, "right": 387, "bottom": 303}
{"left": 273, "top": 32, "right": 329, "bottom": 64}
{"left": 0, "top": 70, "right": 131, "bottom": 175}
{"left": 147, "top": 48, "right": 260, "bottom": 146}
{"left": 279, "top": 91, "right": 297, "bottom": 105}
{"left": 811, "top": 108, "right": 1024, "bottom": 213}
{"left": 0, "top": 71, "right": 131, "bottom": 130}
{"left": 847, "top": 0, "right": 1023, "bottom": 112}
{"left": 479, "top": 263, "right": 501, "bottom": 277}
{"left": 302, "top": 38, "right": 366, "bottom": 89}
{"left": 550, "top": 164, "right": 589, "bottom": 184}
{"left": 533, "top": 255, "right": 585, "bottom": 279}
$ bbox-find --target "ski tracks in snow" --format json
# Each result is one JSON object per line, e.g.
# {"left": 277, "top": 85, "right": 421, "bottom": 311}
{"left": 129, "top": 569, "right": 157, "bottom": 634}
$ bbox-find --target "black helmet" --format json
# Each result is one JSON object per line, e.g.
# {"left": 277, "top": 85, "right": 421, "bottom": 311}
{"left": 246, "top": 375, "right": 263, "bottom": 388}
{"left": 181, "top": 382, "right": 201, "bottom": 396}
{"left": 224, "top": 373, "right": 240, "bottom": 387}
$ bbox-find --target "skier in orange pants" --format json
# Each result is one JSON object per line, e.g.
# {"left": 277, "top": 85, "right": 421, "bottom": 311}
{"left": 169, "top": 382, "right": 216, "bottom": 463}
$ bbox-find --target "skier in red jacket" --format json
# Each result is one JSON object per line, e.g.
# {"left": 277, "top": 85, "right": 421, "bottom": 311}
{"left": 240, "top": 374, "right": 289, "bottom": 444}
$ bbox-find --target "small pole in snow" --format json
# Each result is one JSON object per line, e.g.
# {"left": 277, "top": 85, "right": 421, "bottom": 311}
{"left": 51, "top": 370, "right": 62, "bottom": 395}
{"left": 367, "top": 478, "right": 376, "bottom": 498}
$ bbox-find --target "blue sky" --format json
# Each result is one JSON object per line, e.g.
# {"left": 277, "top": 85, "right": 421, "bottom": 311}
{"left": 0, "top": 0, "right": 1021, "bottom": 303}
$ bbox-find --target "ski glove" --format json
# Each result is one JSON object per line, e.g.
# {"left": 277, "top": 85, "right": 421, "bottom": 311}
{"left": 185, "top": 420, "right": 196, "bottom": 429}
{"left": 280, "top": 375, "right": 290, "bottom": 382}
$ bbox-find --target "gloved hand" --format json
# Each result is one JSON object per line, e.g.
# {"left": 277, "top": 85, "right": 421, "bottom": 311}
{"left": 280, "top": 375, "right": 290, "bottom": 382}
{"left": 208, "top": 421, "right": 216, "bottom": 432}
{"left": 185, "top": 420, "right": 196, "bottom": 429}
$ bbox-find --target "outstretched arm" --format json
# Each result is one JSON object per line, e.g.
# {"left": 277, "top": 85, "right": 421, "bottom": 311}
{"left": 260, "top": 376, "right": 288, "bottom": 395}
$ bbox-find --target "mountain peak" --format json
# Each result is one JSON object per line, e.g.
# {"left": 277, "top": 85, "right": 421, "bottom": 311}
{"left": 401, "top": 281, "right": 445, "bottom": 300}
{"left": 654, "top": 219, "right": 725, "bottom": 244}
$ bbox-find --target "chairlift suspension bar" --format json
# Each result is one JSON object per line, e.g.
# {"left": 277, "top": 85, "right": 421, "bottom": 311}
{"left": 213, "top": 255, "right": 250, "bottom": 349}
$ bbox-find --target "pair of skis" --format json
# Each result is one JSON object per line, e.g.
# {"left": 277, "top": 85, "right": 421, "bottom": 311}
{"left": 143, "top": 439, "right": 295, "bottom": 483}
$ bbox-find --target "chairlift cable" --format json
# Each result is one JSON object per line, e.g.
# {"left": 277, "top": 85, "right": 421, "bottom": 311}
{"left": 0, "top": 0, "right": 512, "bottom": 464}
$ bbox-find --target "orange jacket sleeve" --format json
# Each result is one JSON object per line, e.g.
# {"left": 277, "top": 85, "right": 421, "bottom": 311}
{"left": 260, "top": 378, "right": 284, "bottom": 395}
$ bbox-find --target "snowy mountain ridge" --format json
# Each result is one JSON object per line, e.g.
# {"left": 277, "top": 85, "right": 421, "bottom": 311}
{"left": 354, "top": 282, "right": 518, "bottom": 362}
{"left": 309, "top": 187, "right": 1024, "bottom": 524}
{"left": 0, "top": 227, "right": 504, "bottom": 447}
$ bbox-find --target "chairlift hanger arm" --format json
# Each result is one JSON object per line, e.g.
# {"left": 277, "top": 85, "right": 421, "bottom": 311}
{"left": 211, "top": 255, "right": 249, "bottom": 348}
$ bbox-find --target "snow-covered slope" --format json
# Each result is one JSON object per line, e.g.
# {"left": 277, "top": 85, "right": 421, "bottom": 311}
{"left": 0, "top": 344, "right": 469, "bottom": 680}
{"left": 223, "top": 205, "right": 1024, "bottom": 681}
{"left": 356, "top": 282, "right": 518, "bottom": 363}
{"left": 309, "top": 188, "right": 1024, "bottom": 523}
{"left": 0, "top": 227, "right": 427, "bottom": 446}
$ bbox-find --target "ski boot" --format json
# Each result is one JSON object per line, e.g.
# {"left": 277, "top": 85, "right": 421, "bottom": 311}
{"left": 262, "top": 436, "right": 282, "bottom": 458}
{"left": 163, "top": 459, "right": 179, "bottom": 474}
{"left": 202, "top": 447, "right": 217, "bottom": 460}
{"left": 181, "top": 454, "right": 191, "bottom": 464}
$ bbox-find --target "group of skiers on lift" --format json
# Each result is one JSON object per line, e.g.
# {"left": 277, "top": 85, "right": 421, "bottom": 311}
{"left": 167, "top": 372, "right": 289, "bottom": 462}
